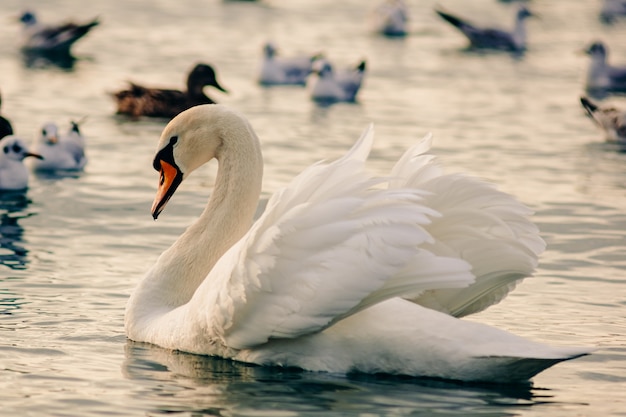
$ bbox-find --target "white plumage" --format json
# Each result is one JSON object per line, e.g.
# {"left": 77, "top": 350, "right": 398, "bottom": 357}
{"left": 308, "top": 59, "right": 366, "bottom": 104}
{"left": 584, "top": 41, "right": 626, "bottom": 93}
{"left": 125, "top": 104, "right": 592, "bottom": 383}
{"left": 0, "top": 135, "right": 42, "bottom": 190}
{"left": 31, "top": 121, "right": 87, "bottom": 171}
{"left": 258, "top": 42, "right": 320, "bottom": 86}
{"left": 369, "top": 0, "right": 409, "bottom": 37}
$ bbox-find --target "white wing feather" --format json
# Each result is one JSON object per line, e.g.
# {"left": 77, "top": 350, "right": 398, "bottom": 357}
{"left": 390, "top": 135, "right": 546, "bottom": 316}
{"left": 200, "top": 126, "right": 475, "bottom": 349}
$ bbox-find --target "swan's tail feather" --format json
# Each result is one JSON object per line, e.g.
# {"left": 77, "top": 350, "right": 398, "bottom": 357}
{"left": 475, "top": 350, "right": 591, "bottom": 383}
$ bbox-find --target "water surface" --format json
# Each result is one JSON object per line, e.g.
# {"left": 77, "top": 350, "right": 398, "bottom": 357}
{"left": 1, "top": 0, "right": 625, "bottom": 415}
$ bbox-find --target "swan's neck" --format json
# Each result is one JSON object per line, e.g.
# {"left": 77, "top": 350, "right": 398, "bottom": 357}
{"left": 129, "top": 120, "right": 263, "bottom": 318}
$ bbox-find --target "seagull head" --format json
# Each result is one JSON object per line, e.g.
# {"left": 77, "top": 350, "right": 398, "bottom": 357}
{"left": 517, "top": 6, "right": 535, "bottom": 20}
{"left": 1, "top": 136, "right": 42, "bottom": 162}
{"left": 41, "top": 122, "right": 60, "bottom": 145}
{"left": 585, "top": 41, "right": 607, "bottom": 59}
{"left": 19, "top": 11, "right": 37, "bottom": 26}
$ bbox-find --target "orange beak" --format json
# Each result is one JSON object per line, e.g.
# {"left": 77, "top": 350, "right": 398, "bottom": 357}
{"left": 151, "top": 159, "right": 183, "bottom": 220}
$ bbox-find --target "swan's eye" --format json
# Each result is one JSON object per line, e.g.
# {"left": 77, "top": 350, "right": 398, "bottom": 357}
{"left": 12, "top": 144, "right": 22, "bottom": 153}
{"left": 42, "top": 129, "right": 47, "bottom": 136}
{"left": 170, "top": 136, "right": 178, "bottom": 145}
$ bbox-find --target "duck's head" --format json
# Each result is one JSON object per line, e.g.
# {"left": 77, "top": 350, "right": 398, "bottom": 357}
{"left": 1, "top": 136, "right": 42, "bottom": 162}
{"left": 41, "top": 122, "right": 59, "bottom": 145}
{"left": 188, "top": 63, "right": 228, "bottom": 93}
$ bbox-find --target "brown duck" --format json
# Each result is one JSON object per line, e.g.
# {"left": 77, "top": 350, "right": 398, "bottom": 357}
{"left": 111, "top": 63, "right": 228, "bottom": 119}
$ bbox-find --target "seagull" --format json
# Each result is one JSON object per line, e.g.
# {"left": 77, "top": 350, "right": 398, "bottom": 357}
{"left": 580, "top": 96, "right": 626, "bottom": 144}
{"left": 111, "top": 63, "right": 228, "bottom": 119}
{"left": 0, "top": 136, "right": 43, "bottom": 190}
{"left": 308, "top": 59, "right": 366, "bottom": 104}
{"left": 434, "top": 5, "right": 535, "bottom": 52}
{"left": 584, "top": 41, "right": 626, "bottom": 94}
{"left": 18, "top": 10, "right": 99, "bottom": 55}
{"left": 258, "top": 42, "right": 321, "bottom": 86}
{"left": 369, "top": 0, "right": 409, "bottom": 37}
{"left": 0, "top": 92, "right": 13, "bottom": 140}
{"left": 600, "top": 0, "right": 626, "bottom": 23}
{"left": 31, "top": 121, "right": 87, "bottom": 171}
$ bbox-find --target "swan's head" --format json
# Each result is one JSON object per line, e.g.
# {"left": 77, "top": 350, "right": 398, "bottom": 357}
{"left": 150, "top": 104, "right": 233, "bottom": 219}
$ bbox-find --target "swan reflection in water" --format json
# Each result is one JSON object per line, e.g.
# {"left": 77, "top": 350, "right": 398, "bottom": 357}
{"left": 0, "top": 192, "right": 35, "bottom": 270}
{"left": 122, "top": 340, "right": 553, "bottom": 416}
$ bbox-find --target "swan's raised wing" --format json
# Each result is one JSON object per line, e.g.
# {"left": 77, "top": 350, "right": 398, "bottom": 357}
{"left": 201, "top": 126, "right": 475, "bottom": 349}
{"left": 389, "top": 135, "right": 545, "bottom": 317}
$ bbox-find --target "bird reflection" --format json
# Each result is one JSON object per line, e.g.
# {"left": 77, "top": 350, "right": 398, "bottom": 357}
{"left": 21, "top": 50, "right": 78, "bottom": 70}
{"left": 0, "top": 192, "right": 34, "bottom": 270}
{"left": 122, "top": 340, "right": 545, "bottom": 416}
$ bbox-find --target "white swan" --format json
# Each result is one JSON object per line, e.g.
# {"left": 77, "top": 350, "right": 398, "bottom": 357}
{"left": 126, "top": 104, "right": 592, "bottom": 383}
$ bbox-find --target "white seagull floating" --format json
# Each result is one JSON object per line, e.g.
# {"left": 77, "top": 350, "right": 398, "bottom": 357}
{"left": 600, "top": 0, "right": 626, "bottom": 24}
{"left": 125, "top": 104, "right": 592, "bottom": 383}
{"left": 18, "top": 10, "right": 99, "bottom": 55}
{"left": 435, "top": 5, "right": 534, "bottom": 52}
{"left": 581, "top": 96, "right": 626, "bottom": 144}
{"left": 258, "top": 42, "right": 321, "bottom": 86}
{"left": 31, "top": 121, "right": 87, "bottom": 171}
{"left": 584, "top": 41, "right": 626, "bottom": 94}
{"left": 369, "top": 0, "right": 409, "bottom": 37}
{"left": 308, "top": 59, "right": 366, "bottom": 104}
{"left": 0, "top": 136, "right": 42, "bottom": 191}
